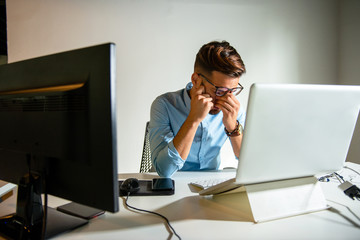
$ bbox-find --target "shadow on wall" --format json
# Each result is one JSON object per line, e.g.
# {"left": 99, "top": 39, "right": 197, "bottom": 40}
{"left": 0, "top": 56, "right": 7, "bottom": 65}
{"left": 346, "top": 114, "right": 360, "bottom": 164}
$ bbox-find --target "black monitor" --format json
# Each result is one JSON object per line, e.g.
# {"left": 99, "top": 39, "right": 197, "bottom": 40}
{"left": 0, "top": 43, "right": 119, "bottom": 239}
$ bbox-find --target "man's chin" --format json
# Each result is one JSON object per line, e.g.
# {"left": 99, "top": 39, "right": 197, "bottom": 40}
{"left": 209, "top": 108, "right": 221, "bottom": 115}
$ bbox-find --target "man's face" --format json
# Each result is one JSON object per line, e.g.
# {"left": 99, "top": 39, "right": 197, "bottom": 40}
{"left": 198, "top": 71, "right": 241, "bottom": 115}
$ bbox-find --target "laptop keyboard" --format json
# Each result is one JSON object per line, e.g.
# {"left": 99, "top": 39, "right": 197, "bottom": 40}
{"left": 190, "top": 178, "right": 231, "bottom": 190}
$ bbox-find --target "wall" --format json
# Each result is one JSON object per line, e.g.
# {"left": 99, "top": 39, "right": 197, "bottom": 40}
{"left": 6, "top": 0, "right": 350, "bottom": 172}
{"left": 338, "top": 0, "right": 360, "bottom": 164}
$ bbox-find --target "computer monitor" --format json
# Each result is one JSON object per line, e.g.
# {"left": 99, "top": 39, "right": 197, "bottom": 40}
{"left": 0, "top": 43, "right": 119, "bottom": 239}
{"left": 236, "top": 83, "right": 360, "bottom": 184}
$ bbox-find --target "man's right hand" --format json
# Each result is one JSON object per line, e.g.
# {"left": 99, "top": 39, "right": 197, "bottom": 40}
{"left": 188, "top": 85, "right": 213, "bottom": 124}
{"left": 173, "top": 84, "right": 212, "bottom": 161}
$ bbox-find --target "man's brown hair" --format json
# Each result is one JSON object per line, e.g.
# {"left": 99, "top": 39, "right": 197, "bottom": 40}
{"left": 195, "top": 41, "right": 246, "bottom": 78}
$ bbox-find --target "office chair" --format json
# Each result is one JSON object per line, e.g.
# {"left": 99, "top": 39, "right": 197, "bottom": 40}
{"left": 139, "top": 121, "right": 155, "bottom": 173}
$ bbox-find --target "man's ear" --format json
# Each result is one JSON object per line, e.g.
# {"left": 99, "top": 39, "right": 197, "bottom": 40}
{"left": 191, "top": 73, "right": 201, "bottom": 88}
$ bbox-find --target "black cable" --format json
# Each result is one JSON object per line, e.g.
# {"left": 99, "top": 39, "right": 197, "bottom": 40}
{"left": 318, "top": 170, "right": 360, "bottom": 201}
{"left": 333, "top": 172, "right": 345, "bottom": 183}
{"left": 125, "top": 193, "right": 181, "bottom": 240}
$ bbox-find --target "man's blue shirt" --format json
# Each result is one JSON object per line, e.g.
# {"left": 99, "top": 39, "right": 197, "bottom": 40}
{"left": 149, "top": 82, "right": 246, "bottom": 177}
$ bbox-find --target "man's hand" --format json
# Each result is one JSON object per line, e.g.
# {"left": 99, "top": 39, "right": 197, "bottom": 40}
{"left": 173, "top": 84, "right": 213, "bottom": 161}
{"left": 215, "top": 92, "right": 240, "bottom": 131}
{"left": 188, "top": 85, "right": 214, "bottom": 124}
{"left": 215, "top": 92, "right": 242, "bottom": 158}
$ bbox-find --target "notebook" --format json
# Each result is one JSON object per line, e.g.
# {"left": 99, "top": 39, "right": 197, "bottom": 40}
{"left": 198, "top": 83, "right": 360, "bottom": 195}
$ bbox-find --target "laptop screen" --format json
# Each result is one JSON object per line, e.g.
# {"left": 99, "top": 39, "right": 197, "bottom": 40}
{"left": 236, "top": 83, "right": 360, "bottom": 184}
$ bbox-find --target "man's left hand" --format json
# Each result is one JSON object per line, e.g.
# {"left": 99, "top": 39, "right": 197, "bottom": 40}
{"left": 215, "top": 92, "right": 240, "bottom": 132}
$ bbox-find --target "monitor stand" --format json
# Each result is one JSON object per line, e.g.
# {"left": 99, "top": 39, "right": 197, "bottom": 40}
{"left": 0, "top": 173, "right": 88, "bottom": 239}
{"left": 45, "top": 207, "right": 88, "bottom": 238}
{"left": 212, "top": 176, "right": 329, "bottom": 222}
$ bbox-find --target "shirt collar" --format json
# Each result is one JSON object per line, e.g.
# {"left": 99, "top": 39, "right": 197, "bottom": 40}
{"left": 183, "top": 82, "right": 192, "bottom": 111}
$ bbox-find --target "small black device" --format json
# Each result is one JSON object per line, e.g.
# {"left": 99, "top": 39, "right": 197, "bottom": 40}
{"left": 152, "top": 178, "right": 174, "bottom": 191}
{"left": 120, "top": 178, "right": 141, "bottom": 194}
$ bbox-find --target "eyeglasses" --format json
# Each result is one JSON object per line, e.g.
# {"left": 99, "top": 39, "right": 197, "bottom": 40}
{"left": 198, "top": 73, "right": 244, "bottom": 97}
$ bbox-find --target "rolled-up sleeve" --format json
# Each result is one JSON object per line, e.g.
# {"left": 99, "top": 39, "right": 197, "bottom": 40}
{"left": 149, "top": 96, "right": 185, "bottom": 177}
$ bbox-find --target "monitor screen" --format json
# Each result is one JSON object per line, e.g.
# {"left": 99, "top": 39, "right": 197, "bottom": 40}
{"left": 0, "top": 43, "right": 119, "bottom": 238}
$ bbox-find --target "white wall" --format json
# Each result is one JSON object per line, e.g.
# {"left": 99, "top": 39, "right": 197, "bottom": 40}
{"left": 338, "top": 0, "right": 360, "bottom": 85}
{"left": 7, "top": 0, "right": 353, "bottom": 172}
{"left": 338, "top": 0, "right": 360, "bottom": 164}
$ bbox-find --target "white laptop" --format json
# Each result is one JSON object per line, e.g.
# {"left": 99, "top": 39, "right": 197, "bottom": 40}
{"left": 198, "top": 83, "right": 360, "bottom": 195}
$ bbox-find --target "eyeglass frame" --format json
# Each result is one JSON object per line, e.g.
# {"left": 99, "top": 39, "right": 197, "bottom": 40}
{"left": 197, "top": 73, "right": 244, "bottom": 97}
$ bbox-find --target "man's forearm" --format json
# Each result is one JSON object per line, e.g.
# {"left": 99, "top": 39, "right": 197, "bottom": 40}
{"left": 173, "top": 118, "right": 200, "bottom": 160}
{"left": 229, "top": 135, "right": 243, "bottom": 158}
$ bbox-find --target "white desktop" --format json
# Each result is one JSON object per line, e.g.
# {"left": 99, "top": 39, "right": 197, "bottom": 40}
{"left": 1, "top": 83, "right": 360, "bottom": 239}
{"left": 1, "top": 162, "right": 358, "bottom": 240}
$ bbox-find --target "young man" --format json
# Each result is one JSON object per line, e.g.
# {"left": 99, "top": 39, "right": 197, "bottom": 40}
{"left": 149, "top": 41, "right": 246, "bottom": 177}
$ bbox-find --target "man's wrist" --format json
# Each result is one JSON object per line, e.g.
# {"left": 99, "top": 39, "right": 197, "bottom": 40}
{"left": 224, "top": 120, "right": 243, "bottom": 137}
{"left": 185, "top": 116, "right": 202, "bottom": 129}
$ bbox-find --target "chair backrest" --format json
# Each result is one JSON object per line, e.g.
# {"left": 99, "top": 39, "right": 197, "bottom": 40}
{"left": 139, "top": 121, "right": 154, "bottom": 173}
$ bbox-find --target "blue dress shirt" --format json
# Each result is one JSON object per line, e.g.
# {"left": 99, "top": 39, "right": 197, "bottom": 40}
{"left": 149, "top": 82, "right": 246, "bottom": 177}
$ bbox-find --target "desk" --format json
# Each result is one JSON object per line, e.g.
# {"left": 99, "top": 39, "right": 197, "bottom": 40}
{"left": 1, "top": 163, "right": 360, "bottom": 240}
